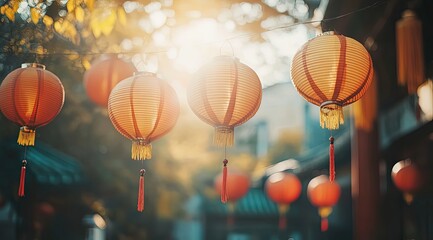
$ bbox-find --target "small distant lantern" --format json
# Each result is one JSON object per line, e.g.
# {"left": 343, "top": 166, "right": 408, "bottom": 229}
{"left": 108, "top": 72, "right": 180, "bottom": 212}
{"left": 0, "top": 63, "right": 65, "bottom": 197}
{"left": 307, "top": 175, "right": 341, "bottom": 232}
{"left": 265, "top": 172, "right": 302, "bottom": 229}
{"left": 391, "top": 159, "right": 423, "bottom": 204}
{"left": 214, "top": 171, "right": 250, "bottom": 225}
{"left": 291, "top": 32, "right": 374, "bottom": 182}
{"left": 84, "top": 57, "right": 136, "bottom": 107}
{"left": 188, "top": 56, "right": 262, "bottom": 203}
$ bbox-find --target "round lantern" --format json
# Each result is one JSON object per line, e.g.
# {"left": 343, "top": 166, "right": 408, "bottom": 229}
{"left": 392, "top": 159, "right": 422, "bottom": 204}
{"left": 188, "top": 55, "right": 262, "bottom": 203}
{"left": 214, "top": 171, "right": 250, "bottom": 202}
{"left": 84, "top": 57, "right": 136, "bottom": 107}
{"left": 215, "top": 171, "right": 250, "bottom": 225}
{"left": 291, "top": 31, "right": 374, "bottom": 130}
{"left": 0, "top": 63, "right": 65, "bottom": 146}
{"left": 265, "top": 172, "right": 302, "bottom": 229}
{"left": 108, "top": 72, "right": 180, "bottom": 211}
{"left": 307, "top": 175, "right": 341, "bottom": 232}
{"left": 0, "top": 63, "right": 65, "bottom": 198}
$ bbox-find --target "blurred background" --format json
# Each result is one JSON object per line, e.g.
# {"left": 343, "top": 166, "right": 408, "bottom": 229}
{"left": 0, "top": 0, "right": 432, "bottom": 239}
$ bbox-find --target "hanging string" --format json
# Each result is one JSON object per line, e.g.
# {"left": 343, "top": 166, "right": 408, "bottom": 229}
{"left": 0, "top": 1, "right": 386, "bottom": 57}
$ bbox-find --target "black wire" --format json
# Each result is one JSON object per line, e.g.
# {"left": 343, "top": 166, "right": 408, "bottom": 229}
{"left": 0, "top": 0, "right": 386, "bottom": 56}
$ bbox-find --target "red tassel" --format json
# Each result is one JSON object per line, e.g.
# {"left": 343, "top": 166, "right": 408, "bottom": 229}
{"left": 18, "top": 160, "right": 27, "bottom": 197}
{"left": 221, "top": 159, "right": 228, "bottom": 203}
{"left": 329, "top": 136, "right": 335, "bottom": 182}
{"left": 321, "top": 218, "right": 329, "bottom": 232}
{"left": 137, "top": 169, "right": 145, "bottom": 212}
{"left": 278, "top": 214, "right": 287, "bottom": 230}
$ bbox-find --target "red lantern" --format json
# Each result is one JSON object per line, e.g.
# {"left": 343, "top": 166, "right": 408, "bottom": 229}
{"left": 307, "top": 175, "right": 341, "bottom": 232}
{"left": 215, "top": 171, "right": 250, "bottom": 225}
{"left": 0, "top": 63, "right": 65, "bottom": 197}
{"left": 291, "top": 32, "right": 374, "bottom": 183}
{"left": 108, "top": 72, "right": 180, "bottom": 212}
{"left": 188, "top": 56, "right": 262, "bottom": 203}
{"left": 392, "top": 159, "right": 422, "bottom": 204}
{"left": 214, "top": 171, "right": 250, "bottom": 202}
{"left": 265, "top": 172, "right": 302, "bottom": 229}
{"left": 84, "top": 57, "right": 136, "bottom": 107}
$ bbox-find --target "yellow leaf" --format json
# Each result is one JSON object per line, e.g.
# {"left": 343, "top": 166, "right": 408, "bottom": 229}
{"left": 100, "top": 9, "right": 116, "bottom": 36}
{"left": 30, "top": 8, "right": 40, "bottom": 24}
{"left": 85, "top": 0, "right": 94, "bottom": 12}
{"left": 43, "top": 15, "right": 53, "bottom": 26}
{"left": 1, "top": 6, "right": 6, "bottom": 15}
{"left": 82, "top": 58, "right": 91, "bottom": 70}
{"left": 75, "top": 6, "right": 84, "bottom": 22}
{"left": 67, "top": 0, "right": 76, "bottom": 12}
{"left": 11, "top": 0, "right": 20, "bottom": 12}
{"left": 117, "top": 7, "right": 127, "bottom": 26}
{"left": 5, "top": 8, "right": 15, "bottom": 21}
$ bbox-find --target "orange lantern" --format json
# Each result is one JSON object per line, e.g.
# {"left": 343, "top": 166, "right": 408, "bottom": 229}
{"left": 0, "top": 63, "right": 65, "bottom": 197}
{"left": 214, "top": 171, "right": 250, "bottom": 225}
{"left": 291, "top": 32, "right": 374, "bottom": 182}
{"left": 84, "top": 57, "right": 136, "bottom": 107}
{"left": 188, "top": 55, "right": 262, "bottom": 203}
{"left": 108, "top": 72, "right": 180, "bottom": 211}
{"left": 265, "top": 172, "right": 302, "bottom": 229}
{"left": 307, "top": 175, "right": 341, "bottom": 232}
{"left": 391, "top": 159, "right": 423, "bottom": 204}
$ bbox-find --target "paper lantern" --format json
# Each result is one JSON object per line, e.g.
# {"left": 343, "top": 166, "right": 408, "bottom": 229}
{"left": 214, "top": 171, "right": 250, "bottom": 202}
{"left": 108, "top": 72, "right": 180, "bottom": 211}
{"left": 84, "top": 57, "right": 136, "bottom": 107}
{"left": 396, "top": 10, "right": 425, "bottom": 93}
{"left": 392, "top": 159, "right": 422, "bottom": 204}
{"left": 265, "top": 172, "right": 302, "bottom": 229}
{"left": 307, "top": 175, "right": 341, "bottom": 232}
{"left": 214, "top": 171, "right": 250, "bottom": 225}
{"left": 0, "top": 63, "right": 65, "bottom": 197}
{"left": 188, "top": 55, "right": 262, "bottom": 203}
{"left": 291, "top": 32, "right": 374, "bottom": 182}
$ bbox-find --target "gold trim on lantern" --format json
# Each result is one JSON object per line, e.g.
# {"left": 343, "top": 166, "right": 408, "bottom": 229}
{"left": 21, "top": 63, "right": 46, "bottom": 69}
{"left": 320, "top": 101, "right": 344, "bottom": 130}
{"left": 318, "top": 207, "right": 333, "bottom": 218}
{"left": 132, "top": 139, "right": 152, "bottom": 160}
{"left": 17, "top": 126, "right": 36, "bottom": 146}
{"left": 214, "top": 126, "right": 234, "bottom": 147}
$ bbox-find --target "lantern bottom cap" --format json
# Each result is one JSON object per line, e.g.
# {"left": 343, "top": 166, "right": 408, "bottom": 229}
{"left": 18, "top": 127, "right": 35, "bottom": 146}
{"left": 214, "top": 126, "right": 234, "bottom": 147}
{"left": 320, "top": 102, "right": 344, "bottom": 130}
{"left": 132, "top": 140, "right": 152, "bottom": 160}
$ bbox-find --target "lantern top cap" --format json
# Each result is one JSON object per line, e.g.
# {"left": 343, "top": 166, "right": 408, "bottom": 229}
{"left": 21, "top": 63, "right": 46, "bottom": 69}
{"left": 215, "top": 55, "right": 240, "bottom": 62}
{"left": 318, "top": 31, "right": 337, "bottom": 36}
{"left": 133, "top": 71, "right": 156, "bottom": 77}
{"left": 402, "top": 10, "right": 416, "bottom": 18}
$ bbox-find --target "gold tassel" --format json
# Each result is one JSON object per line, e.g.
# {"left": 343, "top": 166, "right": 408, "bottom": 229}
{"left": 214, "top": 126, "right": 234, "bottom": 147}
{"left": 320, "top": 104, "right": 344, "bottom": 130}
{"left": 132, "top": 140, "right": 152, "bottom": 160}
{"left": 403, "top": 193, "right": 414, "bottom": 205}
{"left": 17, "top": 127, "right": 35, "bottom": 146}
{"left": 396, "top": 10, "right": 425, "bottom": 93}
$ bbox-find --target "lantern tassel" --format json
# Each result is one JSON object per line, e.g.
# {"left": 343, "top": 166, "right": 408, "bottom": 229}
{"left": 214, "top": 127, "right": 234, "bottom": 147}
{"left": 329, "top": 137, "right": 335, "bottom": 182}
{"left": 221, "top": 159, "right": 228, "bottom": 203}
{"left": 318, "top": 207, "right": 333, "bottom": 232}
{"left": 18, "top": 127, "right": 35, "bottom": 146}
{"left": 227, "top": 202, "right": 235, "bottom": 226}
{"left": 132, "top": 141, "right": 152, "bottom": 160}
{"left": 137, "top": 169, "right": 145, "bottom": 212}
{"left": 320, "top": 104, "right": 344, "bottom": 130}
{"left": 278, "top": 205, "right": 289, "bottom": 230}
{"left": 18, "top": 160, "right": 27, "bottom": 197}
{"left": 321, "top": 218, "right": 329, "bottom": 232}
